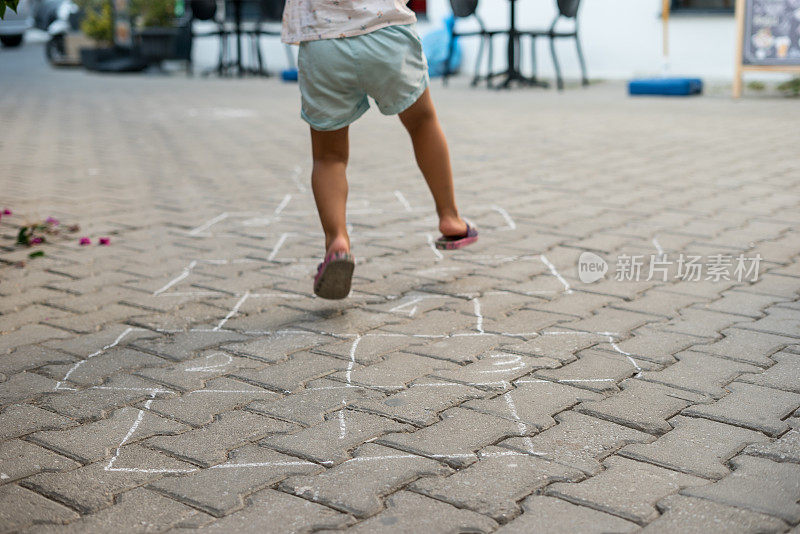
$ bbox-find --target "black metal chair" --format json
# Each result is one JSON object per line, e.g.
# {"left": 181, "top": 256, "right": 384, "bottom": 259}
{"left": 443, "top": 0, "right": 505, "bottom": 87}
{"left": 521, "top": 0, "right": 588, "bottom": 90}
{"left": 247, "top": 0, "right": 285, "bottom": 76}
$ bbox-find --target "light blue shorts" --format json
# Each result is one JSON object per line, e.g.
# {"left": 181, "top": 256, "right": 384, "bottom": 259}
{"left": 297, "top": 24, "right": 430, "bottom": 131}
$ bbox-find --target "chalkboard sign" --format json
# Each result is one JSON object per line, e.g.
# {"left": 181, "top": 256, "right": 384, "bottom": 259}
{"left": 743, "top": 0, "right": 800, "bottom": 65}
{"left": 734, "top": 0, "right": 800, "bottom": 97}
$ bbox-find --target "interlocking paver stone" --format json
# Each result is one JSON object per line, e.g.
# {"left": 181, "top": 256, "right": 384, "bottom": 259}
{"left": 620, "top": 415, "right": 766, "bottom": 479}
{"left": 0, "top": 439, "right": 79, "bottom": 485}
{"left": 500, "top": 411, "right": 654, "bottom": 475}
{"left": 3, "top": 49, "right": 800, "bottom": 531}
{"left": 642, "top": 494, "right": 788, "bottom": 534}
{"left": 465, "top": 380, "right": 600, "bottom": 430}
{"left": 150, "top": 444, "right": 322, "bottom": 517}
{"left": 29, "top": 407, "right": 188, "bottom": 463}
{"left": 638, "top": 350, "right": 762, "bottom": 398}
{"left": 683, "top": 455, "right": 800, "bottom": 524}
{"left": 0, "top": 484, "right": 79, "bottom": 531}
{"left": 378, "top": 407, "right": 522, "bottom": 468}
{"left": 546, "top": 455, "right": 708, "bottom": 524}
{"left": 495, "top": 495, "right": 639, "bottom": 534}
{"left": 738, "top": 351, "right": 800, "bottom": 393}
{"left": 576, "top": 379, "right": 706, "bottom": 435}
{"left": 323, "top": 491, "right": 498, "bottom": 533}
{"left": 263, "top": 410, "right": 411, "bottom": 466}
{"left": 410, "top": 446, "right": 582, "bottom": 521}
{"left": 145, "top": 411, "right": 296, "bottom": 467}
{"left": 682, "top": 381, "right": 800, "bottom": 437}
{"left": 280, "top": 443, "right": 449, "bottom": 517}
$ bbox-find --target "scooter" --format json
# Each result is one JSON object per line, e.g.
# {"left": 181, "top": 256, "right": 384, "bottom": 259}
{"left": 35, "top": 0, "right": 82, "bottom": 65}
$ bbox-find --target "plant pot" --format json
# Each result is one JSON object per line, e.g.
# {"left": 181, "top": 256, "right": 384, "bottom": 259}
{"left": 79, "top": 46, "right": 117, "bottom": 70}
{"left": 135, "top": 27, "right": 179, "bottom": 62}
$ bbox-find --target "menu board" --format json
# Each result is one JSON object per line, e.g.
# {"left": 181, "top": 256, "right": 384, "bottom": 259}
{"left": 743, "top": 0, "right": 800, "bottom": 65}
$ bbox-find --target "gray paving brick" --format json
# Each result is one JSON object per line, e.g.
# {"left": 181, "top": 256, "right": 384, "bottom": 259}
{"left": 145, "top": 411, "right": 296, "bottom": 467}
{"left": 643, "top": 494, "right": 788, "bottom": 534}
{"left": 639, "top": 350, "right": 762, "bottom": 398}
{"left": 546, "top": 455, "right": 708, "bottom": 524}
{"left": 378, "top": 407, "right": 525, "bottom": 468}
{"left": 135, "top": 351, "right": 264, "bottom": 392}
{"left": 0, "top": 345, "right": 76, "bottom": 377}
{"left": 21, "top": 445, "right": 195, "bottom": 513}
{"left": 45, "top": 305, "right": 147, "bottom": 334}
{"left": 30, "top": 407, "right": 188, "bottom": 464}
{"left": 248, "top": 378, "right": 381, "bottom": 426}
{"left": 37, "top": 375, "right": 170, "bottom": 421}
{"left": 280, "top": 443, "right": 449, "bottom": 517}
{"left": 495, "top": 495, "right": 639, "bottom": 534}
{"left": 655, "top": 308, "right": 744, "bottom": 339}
{"left": 189, "top": 488, "right": 352, "bottom": 533}
{"left": 693, "top": 328, "right": 796, "bottom": 367}
{"left": 533, "top": 349, "right": 637, "bottom": 393}
{"left": 683, "top": 382, "right": 800, "bottom": 437}
{"left": 150, "top": 444, "right": 322, "bottom": 517}
{"left": 499, "top": 332, "right": 600, "bottom": 364}
{"left": 0, "top": 404, "right": 76, "bottom": 441}
{"left": 232, "top": 351, "right": 347, "bottom": 393}
{"left": 0, "top": 484, "right": 79, "bottom": 531}
{"left": 465, "top": 380, "right": 600, "bottom": 431}
{"left": 613, "top": 288, "right": 708, "bottom": 318}
{"left": 406, "top": 335, "right": 500, "bottom": 364}
{"left": 525, "top": 292, "right": 622, "bottom": 319}
{"left": 0, "top": 439, "right": 79, "bottom": 485}
{"left": 0, "top": 305, "right": 72, "bottom": 333}
{"left": 410, "top": 445, "right": 582, "bottom": 521}
{"left": 0, "top": 372, "right": 59, "bottom": 407}
{"left": 703, "top": 290, "right": 792, "bottom": 319}
{"left": 26, "top": 486, "right": 209, "bottom": 534}
{"left": 130, "top": 331, "right": 250, "bottom": 362}
{"left": 481, "top": 309, "right": 574, "bottom": 335}
{"left": 500, "top": 411, "right": 654, "bottom": 475}
{"left": 559, "top": 308, "right": 657, "bottom": 334}
{"left": 222, "top": 331, "right": 337, "bottom": 363}
{"left": 743, "top": 418, "right": 800, "bottom": 464}
{"left": 575, "top": 379, "right": 704, "bottom": 435}
{"left": 738, "top": 351, "right": 800, "bottom": 393}
{"left": 324, "top": 490, "right": 497, "bottom": 533}
{"left": 620, "top": 415, "right": 766, "bottom": 479}
{"left": 39, "top": 348, "right": 167, "bottom": 388}
{"left": 263, "top": 410, "right": 411, "bottom": 466}
{"left": 683, "top": 455, "right": 800, "bottom": 524}
{"left": 0, "top": 325, "right": 73, "bottom": 354}
{"left": 735, "top": 307, "right": 800, "bottom": 339}
{"left": 146, "top": 377, "right": 279, "bottom": 426}
{"left": 351, "top": 379, "right": 483, "bottom": 427}
{"left": 602, "top": 327, "right": 698, "bottom": 365}
{"left": 332, "top": 351, "right": 457, "bottom": 390}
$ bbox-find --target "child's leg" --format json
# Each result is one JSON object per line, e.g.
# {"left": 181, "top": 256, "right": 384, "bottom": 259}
{"left": 310, "top": 126, "right": 351, "bottom": 256}
{"left": 398, "top": 88, "right": 467, "bottom": 237}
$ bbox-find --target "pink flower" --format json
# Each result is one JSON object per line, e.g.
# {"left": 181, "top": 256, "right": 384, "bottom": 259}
{"left": 31, "top": 237, "right": 44, "bottom": 244}
{"left": 46, "top": 217, "right": 60, "bottom": 226}
{"left": 79, "top": 237, "right": 91, "bottom": 246}
{"left": 99, "top": 237, "right": 110, "bottom": 246}
{"left": 2, "top": 209, "right": 11, "bottom": 215}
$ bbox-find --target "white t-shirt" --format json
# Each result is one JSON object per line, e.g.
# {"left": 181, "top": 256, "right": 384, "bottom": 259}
{"left": 281, "top": 0, "right": 417, "bottom": 44}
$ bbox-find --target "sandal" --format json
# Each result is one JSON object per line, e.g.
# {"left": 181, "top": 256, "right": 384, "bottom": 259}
{"left": 314, "top": 251, "right": 355, "bottom": 299}
{"left": 435, "top": 223, "right": 478, "bottom": 250}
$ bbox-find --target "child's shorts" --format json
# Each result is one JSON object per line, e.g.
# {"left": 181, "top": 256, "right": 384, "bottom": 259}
{"left": 297, "top": 24, "right": 429, "bottom": 131}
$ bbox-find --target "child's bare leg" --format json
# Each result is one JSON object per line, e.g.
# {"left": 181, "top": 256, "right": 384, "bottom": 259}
{"left": 399, "top": 88, "right": 467, "bottom": 236}
{"left": 310, "top": 126, "right": 351, "bottom": 256}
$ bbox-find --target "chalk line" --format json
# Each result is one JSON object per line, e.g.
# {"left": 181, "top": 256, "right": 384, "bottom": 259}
{"left": 540, "top": 254, "right": 573, "bottom": 294}
{"left": 394, "top": 190, "right": 412, "bottom": 212}
{"left": 426, "top": 234, "right": 444, "bottom": 261}
{"left": 56, "top": 327, "right": 136, "bottom": 390}
{"left": 268, "top": 233, "right": 291, "bottom": 261}
{"left": 493, "top": 206, "right": 516, "bottom": 230}
{"left": 188, "top": 212, "right": 229, "bottom": 236}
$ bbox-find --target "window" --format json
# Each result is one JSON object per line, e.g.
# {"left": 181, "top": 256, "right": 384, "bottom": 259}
{"left": 671, "top": 0, "right": 734, "bottom": 14}
{"left": 408, "top": 0, "right": 427, "bottom": 19}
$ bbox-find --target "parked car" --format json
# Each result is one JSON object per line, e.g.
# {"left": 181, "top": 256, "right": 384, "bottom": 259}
{"left": 0, "top": 0, "right": 33, "bottom": 47}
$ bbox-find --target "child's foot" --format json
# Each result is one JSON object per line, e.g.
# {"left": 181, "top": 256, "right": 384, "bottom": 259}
{"left": 314, "top": 251, "right": 355, "bottom": 299}
{"left": 435, "top": 221, "right": 478, "bottom": 250}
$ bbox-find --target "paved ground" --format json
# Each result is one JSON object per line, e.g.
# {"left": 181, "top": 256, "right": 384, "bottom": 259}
{"left": 1, "top": 42, "right": 800, "bottom": 533}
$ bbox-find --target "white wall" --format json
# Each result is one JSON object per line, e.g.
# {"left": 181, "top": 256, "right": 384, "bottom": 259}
{"left": 191, "top": 1, "right": 792, "bottom": 82}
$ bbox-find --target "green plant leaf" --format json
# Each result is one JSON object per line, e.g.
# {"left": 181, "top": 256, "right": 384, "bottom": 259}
{"left": 29, "top": 250, "right": 45, "bottom": 258}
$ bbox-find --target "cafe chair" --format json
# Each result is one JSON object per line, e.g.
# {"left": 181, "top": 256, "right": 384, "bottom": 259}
{"left": 444, "top": 0, "right": 505, "bottom": 87}
{"left": 521, "top": 0, "right": 588, "bottom": 90}
{"left": 248, "top": 0, "right": 285, "bottom": 75}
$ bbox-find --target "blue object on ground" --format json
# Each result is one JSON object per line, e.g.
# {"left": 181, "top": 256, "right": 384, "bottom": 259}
{"left": 628, "top": 77, "right": 703, "bottom": 96}
{"left": 421, "top": 16, "right": 461, "bottom": 78}
{"left": 281, "top": 68, "right": 298, "bottom": 82}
